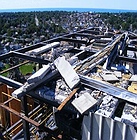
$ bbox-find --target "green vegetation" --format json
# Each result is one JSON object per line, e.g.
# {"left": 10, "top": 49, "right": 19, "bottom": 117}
{"left": 1, "top": 64, "right": 9, "bottom": 77}
{"left": 0, "top": 11, "right": 137, "bottom": 43}
{"left": 1, "top": 63, "right": 35, "bottom": 76}
{"left": 19, "top": 63, "right": 35, "bottom": 75}
{"left": 100, "top": 12, "right": 137, "bottom": 31}
{"left": 0, "top": 11, "right": 69, "bottom": 43}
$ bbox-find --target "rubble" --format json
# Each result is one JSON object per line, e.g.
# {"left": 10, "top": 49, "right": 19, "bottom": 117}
{"left": 100, "top": 71, "right": 119, "bottom": 82}
{"left": 121, "top": 103, "right": 137, "bottom": 127}
{"left": 12, "top": 86, "right": 24, "bottom": 98}
{"left": 95, "top": 95, "right": 118, "bottom": 118}
{"left": 35, "top": 86, "right": 55, "bottom": 100}
{"left": 27, "top": 42, "right": 60, "bottom": 55}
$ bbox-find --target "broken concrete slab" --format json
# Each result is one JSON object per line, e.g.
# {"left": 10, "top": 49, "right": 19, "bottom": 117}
{"left": 101, "top": 73, "right": 119, "bottom": 82}
{"left": 129, "top": 75, "right": 137, "bottom": 82}
{"left": 114, "top": 71, "right": 122, "bottom": 78}
{"left": 54, "top": 56, "right": 80, "bottom": 89}
{"left": 29, "top": 42, "right": 60, "bottom": 55}
{"left": 100, "top": 71, "right": 119, "bottom": 82}
{"left": 72, "top": 92, "right": 97, "bottom": 114}
{"left": 27, "top": 64, "right": 51, "bottom": 84}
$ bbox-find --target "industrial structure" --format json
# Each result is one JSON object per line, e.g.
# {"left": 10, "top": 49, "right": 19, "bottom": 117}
{"left": 0, "top": 27, "right": 137, "bottom": 140}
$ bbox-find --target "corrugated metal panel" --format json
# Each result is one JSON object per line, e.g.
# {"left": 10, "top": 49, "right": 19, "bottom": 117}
{"left": 82, "top": 112, "right": 137, "bottom": 140}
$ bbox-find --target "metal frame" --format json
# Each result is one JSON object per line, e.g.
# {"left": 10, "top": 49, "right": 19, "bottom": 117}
{"left": 0, "top": 27, "right": 137, "bottom": 139}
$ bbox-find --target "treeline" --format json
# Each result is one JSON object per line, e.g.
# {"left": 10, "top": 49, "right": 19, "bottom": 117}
{"left": 0, "top": 11, "right": 137, "bottom": 43}
{"left": 100, "top": 12, "right": 137, "bottom": 31}
{"left": 0, "top": 11, "right": 70, "bottom": 40}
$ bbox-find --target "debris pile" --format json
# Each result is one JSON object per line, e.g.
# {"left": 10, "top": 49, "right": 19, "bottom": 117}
{"left": 1, "top": 27, "right": 137, "bottom": 139}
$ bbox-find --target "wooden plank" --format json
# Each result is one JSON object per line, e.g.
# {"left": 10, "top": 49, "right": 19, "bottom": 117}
{"left": 57, "top": 87, "right": 79, "bottom": 111}
{"left": 7, "top": 86, "right": 21, "bottom": 134}
{"left": 0, "top": 84, "right": 8, "bottom": 127}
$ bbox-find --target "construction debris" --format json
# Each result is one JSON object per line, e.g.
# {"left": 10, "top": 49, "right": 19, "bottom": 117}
{"left": 100, "top": 71, "right": 119, "bottom": 82}
{"left": 121, "top": 103, "right": 137, "bottom": 127}
{"left": 95, "top": 95, "right": 118, "bottom": 117}
{"left": 72, "top": 92, "right": 97, "bottom": 114}
{"left": 54, "top": 56, "right": 80, "bottom": 89}
{"left": 1, "top": 27, "right": 137, "bottom": 140}
{"left": 27, "top": 64, "right": 51, "bottom": 84}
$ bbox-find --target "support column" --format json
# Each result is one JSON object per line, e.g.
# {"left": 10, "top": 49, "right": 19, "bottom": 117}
{"left": 21, "top": 95, "right": 30, "bottom": 140}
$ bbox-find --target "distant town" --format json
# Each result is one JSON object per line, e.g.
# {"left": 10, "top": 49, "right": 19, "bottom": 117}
{"left": 0, "top": 11, "right": 137, "bottom": 57}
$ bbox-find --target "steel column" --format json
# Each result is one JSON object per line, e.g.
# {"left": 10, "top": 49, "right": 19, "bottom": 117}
{"left": 21, "top": 96, "right": 30, "bottom": 140}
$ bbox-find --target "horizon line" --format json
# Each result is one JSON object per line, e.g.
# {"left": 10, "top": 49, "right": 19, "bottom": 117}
{"left": 0, "top": 7, "right": 137, "bottom": 13}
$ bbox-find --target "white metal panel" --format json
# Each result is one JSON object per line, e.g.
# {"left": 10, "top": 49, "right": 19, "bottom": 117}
{"left": 82, "top": 112, "right": 137, "bottom": 140}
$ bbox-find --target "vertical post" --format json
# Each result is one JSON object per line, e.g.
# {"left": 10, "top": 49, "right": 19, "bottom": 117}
{"left": 21, "top": 95, "right": 30, "bottom": 140}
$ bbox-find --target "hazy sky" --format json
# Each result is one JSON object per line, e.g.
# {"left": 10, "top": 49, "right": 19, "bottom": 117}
{"left": 0, "top": 0, "right": 137, "bottom": 10}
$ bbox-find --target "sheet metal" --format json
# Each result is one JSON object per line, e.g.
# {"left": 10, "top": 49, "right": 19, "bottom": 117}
{"left": 82, "top": 112, "right": 137, "bottom": 140}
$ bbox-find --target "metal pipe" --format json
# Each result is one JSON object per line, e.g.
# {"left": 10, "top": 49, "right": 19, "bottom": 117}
{"left": 0, "top": 103, "right": 40, "bottom": 127}
{"left": 5, "top": 105, "right": 41, "bottom": 138}
{"left": 0, "top": 60, "right": 29, "bottom": 74}
{"left": 2, "top": 92, "right": 20, "bottom": 102}
{"left": 2, "top": 92, "right": 32, "bottom": 107}
{"left": 10, "top": 123, "right": 22, "bottom": 135}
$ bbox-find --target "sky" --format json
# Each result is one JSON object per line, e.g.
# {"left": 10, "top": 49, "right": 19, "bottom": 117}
{"left": 0, "top": 0, "right": 137, "bottom": 10}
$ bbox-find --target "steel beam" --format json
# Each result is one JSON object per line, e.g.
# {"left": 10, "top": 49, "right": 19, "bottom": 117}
{"left": 73, "top": 33, "right": 95, "bottom": 38}
{"left": 96, "top": 34, "right": 114, "bottom": 38}
{"left": 80, "top": 75, "right": 137, "bottom": 104}
{"left": 74, "top": 34, "right": 124, "bottom": 72}
{"left": 12, "top": 70, "right": 59, "bottom": 98}
{"left": 0, "top": 51, "right": 13, "bottom": 60}
{"left": 0, "top": 75, "right": 23, "bottom": 88}
{"left": 95, "top": 39, "right": 110, "bottom": 44}
{"left": 59, "top": 37, "right": 87, "bottom": 44}
{"left": 0, "top": 60, "right": 29, "bottom": 74}
{"left": 2, "top": 105, "right": 41, "bottom": 135}
{"left": 28, "top": 92, "right": 59, "bottom": 107}
{"left": 118, "top": 56, "right": 137, "bottom": 63}
{"left": 21, "top": 96, "right": 30, "bottom": 140}
{"left": 127, "top": 46, "right": 137, "bottom": 52}
{"left": 80, "top": 30, "right": 100, "bottom": 35}
{"left": 17, "top": 43, "right": 47, "bottom": 53}
{"left": 17, "top": 33, "right": 74, "bottom": 53}
{"left": 3, "top": 105, "right": 41, "bottom": 137}
{"left": 13, "top": 52, "right": 50, "bottom": 64}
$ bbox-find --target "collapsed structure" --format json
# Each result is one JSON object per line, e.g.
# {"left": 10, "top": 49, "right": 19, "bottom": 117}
{"left": 0, "top": 27, "right": 137, "bottom": 140}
